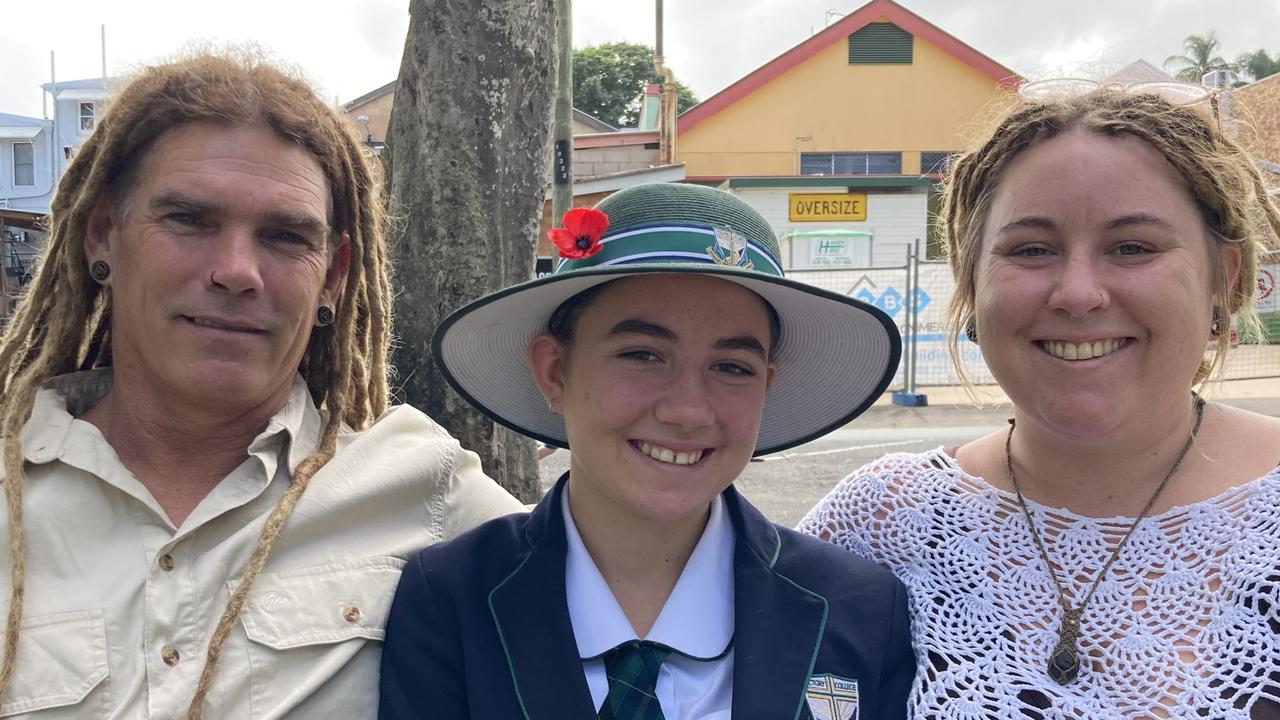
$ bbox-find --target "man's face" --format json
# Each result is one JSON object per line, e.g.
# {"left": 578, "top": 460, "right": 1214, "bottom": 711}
{"left": 85, "top": 122, "right": 350, "bottom": 418}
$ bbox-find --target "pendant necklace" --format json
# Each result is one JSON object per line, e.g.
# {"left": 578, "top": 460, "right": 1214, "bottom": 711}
{"left": 1004, "top": 395, "right": 1205, "bottom": 685}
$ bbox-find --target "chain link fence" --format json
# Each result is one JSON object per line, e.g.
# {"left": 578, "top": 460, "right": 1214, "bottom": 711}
{"left": 790, "top": 252, "right": 1280, "bottom": 390}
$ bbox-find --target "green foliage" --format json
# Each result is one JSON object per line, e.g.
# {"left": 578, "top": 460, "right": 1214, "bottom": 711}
{"left": 1236, "top": 49, "right": 1280, "bottom": 82}
{"left": 1164, "top": 31, "right": 1231, "bottom": 82}
{"left": 573, "top": 42, "right": 699, "bottom": 128}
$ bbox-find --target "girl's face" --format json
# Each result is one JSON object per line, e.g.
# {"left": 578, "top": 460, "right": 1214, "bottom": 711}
{"left": 529, "top": 274, "right": 776, "bottom": 529}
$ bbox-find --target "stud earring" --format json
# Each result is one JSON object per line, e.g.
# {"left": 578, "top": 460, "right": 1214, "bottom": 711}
{"left": 316, "top": 304, "right": 335, "bottom": 327}
{"left": 1210, "top": 306, "right": 1225, "bottom": 338}
{"left": 965, "top": 317, "right": 978, "bottom": 343}
{"left": 90, "top": 260, "right": 111, "bottom": 282}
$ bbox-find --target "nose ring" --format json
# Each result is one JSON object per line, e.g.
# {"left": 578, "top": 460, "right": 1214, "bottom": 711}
{"left": 1068, "top": 292, "right": 1105, "bottom": 322}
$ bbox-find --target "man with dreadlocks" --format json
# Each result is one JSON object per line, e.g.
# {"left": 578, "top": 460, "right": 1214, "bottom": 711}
{"left": 0, "top": 51, "right": 523, "bottom": 718}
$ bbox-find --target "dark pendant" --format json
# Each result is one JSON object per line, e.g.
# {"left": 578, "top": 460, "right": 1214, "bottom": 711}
{"left": 1047, "top": 607, "right": 1082, "bottom": 684}
{"left": 1047, "top": 645, "right": 1080, "bottom": 684}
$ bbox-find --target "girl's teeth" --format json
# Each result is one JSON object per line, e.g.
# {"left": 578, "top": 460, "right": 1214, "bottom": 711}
{"left": 638, "top": 442, "right": 703, "bottom": 466}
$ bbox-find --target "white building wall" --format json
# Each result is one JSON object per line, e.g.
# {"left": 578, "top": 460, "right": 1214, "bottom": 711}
{"left": 731, "top": 187, "right": 928, "bottom": 269}
{"left": 51, "top": 94, "right": 106, "bottom": 177}
{"left": 0, "top": 130, "right": 56, "bottom": 213}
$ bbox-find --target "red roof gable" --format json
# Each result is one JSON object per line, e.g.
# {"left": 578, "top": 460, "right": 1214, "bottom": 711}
{"left": 677, "top": 0, "right": 1021, "bottom": 134}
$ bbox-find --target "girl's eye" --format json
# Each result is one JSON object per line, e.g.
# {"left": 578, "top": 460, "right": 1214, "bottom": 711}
{"left": 619, "top": 349, "right": 659, "bottom": 363}
{"left": 713, "top": 362, "right": 755, "bottom": 376}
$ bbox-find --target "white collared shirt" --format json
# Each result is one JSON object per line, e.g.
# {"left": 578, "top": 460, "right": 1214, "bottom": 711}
{"left": 563, "top": 488, "right": 736, "bottom": 720}
{"left": 1, "top": 369, "right": 524, "bottom": 719}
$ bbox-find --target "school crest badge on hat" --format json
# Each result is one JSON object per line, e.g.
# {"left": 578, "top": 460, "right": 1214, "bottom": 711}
{"left": 707, "top": 227, "right": 754, "bottom": 269}
{"left": 806, "top": 674, "right": 859, "bottom": 720}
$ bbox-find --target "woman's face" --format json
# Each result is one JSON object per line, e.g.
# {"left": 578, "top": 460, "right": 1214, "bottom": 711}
{"left": 529, "top": 274, "right": 776, "bottom": 529}
{"left": 974, "top": 130, "right": 1238, "bottom": 438}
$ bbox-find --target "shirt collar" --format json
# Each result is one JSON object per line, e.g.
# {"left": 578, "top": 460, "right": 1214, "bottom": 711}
{"left": 562, "top": 487, "right": 735, "bottom": 661}
{"left": 22, "top": 368, "right": 324, "bottom": 476}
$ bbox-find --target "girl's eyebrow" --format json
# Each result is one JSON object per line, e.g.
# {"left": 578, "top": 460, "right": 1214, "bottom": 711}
{"left": 715, "top": 336, "right": 767, "bottom": 359}
{"left": 606, "top": 318, "right": 677, "bottom": 342}
{"left": 607, "top": 319, "right": 767, "bottom": 358}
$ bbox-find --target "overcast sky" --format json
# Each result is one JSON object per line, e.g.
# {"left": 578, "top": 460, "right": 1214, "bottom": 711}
{"left": 3, "top": 0, "right": 1278, "bottom": 119}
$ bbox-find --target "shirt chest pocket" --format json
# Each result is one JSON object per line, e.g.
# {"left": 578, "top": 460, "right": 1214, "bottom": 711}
{"left": 0, "top": 610, "right": 110, "bottom": 718}
{"left": 229, "top": 556, "right": 406, "bottom": 717}
{"left": 235, "top": 556, "right": 406, "bottom": 649}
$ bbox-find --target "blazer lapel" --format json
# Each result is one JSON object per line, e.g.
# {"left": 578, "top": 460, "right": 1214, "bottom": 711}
{"left": 726, "top": 488, "right": 829, "bottom": 720}
{"left": 488, "top": 475, "right": 598, "bottom": 720}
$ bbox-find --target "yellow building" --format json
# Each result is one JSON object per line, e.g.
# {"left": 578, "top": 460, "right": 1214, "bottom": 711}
{"left": 675, "top": 0, "right": 1020, "bottom": 264}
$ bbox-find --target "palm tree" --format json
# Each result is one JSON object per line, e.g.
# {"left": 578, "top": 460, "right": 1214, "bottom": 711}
{"left": 1236, "top": 49, "right": 1280, "bottom": 82}
{"left": 1164, "top": 31, "right": 1232, "bottom": 82}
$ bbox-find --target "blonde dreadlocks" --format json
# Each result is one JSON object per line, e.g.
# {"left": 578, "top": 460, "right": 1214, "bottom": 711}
{"left": 0, "top": 49, "right": 393, "bottom": 719}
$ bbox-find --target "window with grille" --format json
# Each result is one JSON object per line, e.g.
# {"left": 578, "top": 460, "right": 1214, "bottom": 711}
{"left": 921, "top": 151, "right": 957, "bottom": 174}
{"left": 79, "top": 102, "right": 96, "bottom": 131}
{"left": 848, "top": 23, "right": 913, "bottom": 64}
{"left": 13, "top": 143, "right": 34, "bottom": 186}
{"left": 800, "top": 152, "right": 902, "bottom": 175}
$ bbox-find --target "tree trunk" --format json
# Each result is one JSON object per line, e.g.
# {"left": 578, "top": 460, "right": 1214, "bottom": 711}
{"left": 385, "top": 0, "right": 559, "bottom": 502}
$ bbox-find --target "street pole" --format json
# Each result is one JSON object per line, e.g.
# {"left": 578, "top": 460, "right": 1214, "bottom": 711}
{"left": 551, "top": 0, "right": 574, "bottom": 233}
{"left": 654, "top": 0, "right": 676, "bottom": 165}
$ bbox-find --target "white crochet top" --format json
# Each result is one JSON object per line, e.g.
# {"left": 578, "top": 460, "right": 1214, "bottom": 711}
{"left": 797, "top": 448, "right": 1280, "bottom": 719}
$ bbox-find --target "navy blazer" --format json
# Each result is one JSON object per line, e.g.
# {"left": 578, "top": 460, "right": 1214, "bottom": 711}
{"left": 380, "top": 476, "right": 914, "bottom": 719}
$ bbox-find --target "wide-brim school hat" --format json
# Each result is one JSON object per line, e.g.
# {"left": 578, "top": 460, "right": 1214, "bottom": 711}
{"left": 433, "top": 182, "right": 901, "bottom": 456}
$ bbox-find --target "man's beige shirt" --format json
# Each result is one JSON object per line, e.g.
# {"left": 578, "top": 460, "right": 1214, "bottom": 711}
{"left": 0, "top": 369, "right": 525, "bottom": 719}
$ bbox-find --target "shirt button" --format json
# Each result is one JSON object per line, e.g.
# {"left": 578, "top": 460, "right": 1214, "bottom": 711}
{"left": 161, "top": 645, "right": 180, "bottom": 666}
{"left": 158, "top": 554, "right": 175, "bottom": 572}
{"left": 342, "top": 606, "right": 361, "bottom": 624}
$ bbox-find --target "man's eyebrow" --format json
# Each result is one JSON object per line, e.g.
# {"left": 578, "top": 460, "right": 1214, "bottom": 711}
{"left": 996, "top": 216, "right": 1056, "bottom": 235}
{"left": 606, "top": 319, "right": 677, "bottom": 342}
{"left": 148, "top": 191, "right": 329, "bottom": 235}
{"left": 149, "top": 191, "right": 220, "bottom": 215}
{"left": 715, "top": 336, "right": 768, "bottom": 358}
{"left": 1105, "top": 212, "right": 1176, "bottom": 232}
{"left": 262, "top": 209, "right": 330, "bottom": 236}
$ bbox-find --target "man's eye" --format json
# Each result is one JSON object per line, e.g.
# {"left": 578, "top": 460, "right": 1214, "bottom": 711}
{"left": 167, "top": 213, "right": 203, "bottom": 226}
{"left": 271, "top": 231, "right": 307, "bottom": 244}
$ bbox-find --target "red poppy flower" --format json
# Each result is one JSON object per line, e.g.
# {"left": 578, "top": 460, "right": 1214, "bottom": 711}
{"left": 548, "top": 208, "right": 609, "bottom": 260}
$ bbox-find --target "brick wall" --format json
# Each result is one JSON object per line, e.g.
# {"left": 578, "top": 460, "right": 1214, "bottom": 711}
{"left": 574, "top": 146, "right": 659, "bottom": 177}
{"left": 1235, "top": 75, "right": 1280, "bottom": 172}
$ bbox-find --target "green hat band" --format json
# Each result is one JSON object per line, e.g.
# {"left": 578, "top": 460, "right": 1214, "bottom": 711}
{"left": 556, "top": 223, "right": 785, "bottom": 277}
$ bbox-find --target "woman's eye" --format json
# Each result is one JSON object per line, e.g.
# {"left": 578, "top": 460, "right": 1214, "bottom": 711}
{"left": 1012, "top": 245, "right": 1051, "bottom": 258}
{"left": 1115, "top": 242, "right": 1150, "bottom": 256}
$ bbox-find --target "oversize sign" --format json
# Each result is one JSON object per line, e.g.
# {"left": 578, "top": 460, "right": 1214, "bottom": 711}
{"left": 789, "top": 193, "right": 867, "bottom": 222}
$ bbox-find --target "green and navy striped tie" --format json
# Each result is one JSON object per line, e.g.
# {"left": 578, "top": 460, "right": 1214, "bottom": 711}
{"left": 598, "top": 640, "right": 671, "bottom": 720}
